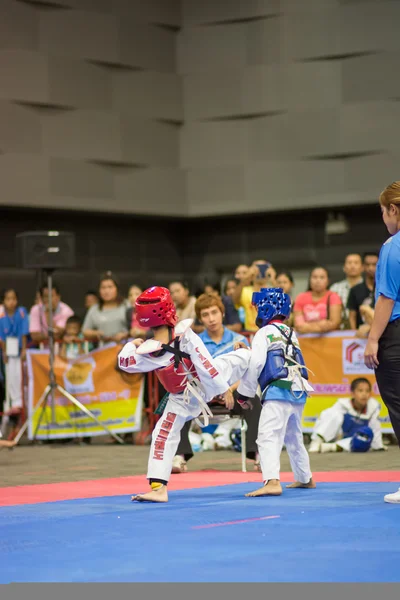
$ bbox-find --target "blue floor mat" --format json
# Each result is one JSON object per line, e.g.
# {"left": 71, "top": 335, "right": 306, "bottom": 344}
{"left": 1, "top": 482, "right": 399, "bottom": 582}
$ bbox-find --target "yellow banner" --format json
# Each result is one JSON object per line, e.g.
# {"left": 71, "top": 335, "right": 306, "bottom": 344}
{"left": 27, "top": 344, "right": 144, "bottom": 439}
{"left": 299, "top": 332, "right": 393, "bottom": 433}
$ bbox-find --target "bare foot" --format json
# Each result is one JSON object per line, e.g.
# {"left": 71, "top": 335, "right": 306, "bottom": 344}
{"left": 131, "top": 486, "right": 168, "bottom": 503}
{"left": 286, "top": 478, "right": 316, "bottom": 489}
{"left": 245, "top": 479, "right": 282, "bottom": 497}
{"left": 0, "top": 440, "right": 16, "bottom": 449}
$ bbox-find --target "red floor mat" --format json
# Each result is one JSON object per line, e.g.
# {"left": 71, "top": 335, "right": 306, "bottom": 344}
{"left": 1, "top": 470, "right": 399, "bottom": 507}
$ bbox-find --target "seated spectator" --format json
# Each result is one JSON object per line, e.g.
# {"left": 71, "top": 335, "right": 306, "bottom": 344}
{"left": 172, "top": 293, "right": 261, "bottom": 473}
{"left": 83, "top": 272, "right": 129, "bottom": 344}
{"left": 193, "top": 279, "right": 242, "bottom": 333}
{"left": 126, "top": 285, "right": 149, "bottom": 339}
{"left": 232, "top": 260, "right": 277, "bottom": 332}
{"left": 330, "top": 253, "right": 363, "bottom": 328}
{"left": 309, "top": 378, "right": 386, "bottom": 453}
{"left": 0, "top": 289, "right": 29, "bottom": 417}
{"left": 84, "top": 290, "right": 99, "bottom": 313}
{"left": 347, "top": 252, "right": 379, "bottom": 335}
{"left": 293, "top": 267, "right": 342, "bottom": 333}
{"left": 60, "top": 315, "right": 86, "bottom": 360}
{"left": 169, "top": 281, "right": 196, "bottom": 322}
{"left": 29, "top": 283, "right": 74, "bottom": 345}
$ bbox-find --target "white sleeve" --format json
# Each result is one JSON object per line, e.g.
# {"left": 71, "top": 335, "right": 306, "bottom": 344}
{"left": 184, "top": 329, "right": 230, "bottom": 401}
{"left": 118, "top": 341, "right": 159, "bottom": 374}
{"left": 237, "top": 329, "right": 268, "bottom": 398}
{"left": 370, "top": 405, "right": 384, "bottom": 450}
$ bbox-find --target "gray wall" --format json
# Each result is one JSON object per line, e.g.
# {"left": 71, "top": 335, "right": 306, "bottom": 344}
{"left": 0, "top": 0, "right": 184, "bottom": 216}
{"left": 179, "top": 0, "right": 400, "bottom": 216}
{"left": 1, "top": 0, "right": 400, "bottom": 218}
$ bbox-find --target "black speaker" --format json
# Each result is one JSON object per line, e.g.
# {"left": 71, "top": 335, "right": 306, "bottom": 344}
{"left": 16, "top": 231, "right": 76, "bottom": 270}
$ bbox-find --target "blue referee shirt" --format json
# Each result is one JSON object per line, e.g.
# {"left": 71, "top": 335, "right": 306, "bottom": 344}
{"left": 199, "top": 327, "right": 249, "bottom": 358}
{"left": 375, "top": 230, "right": 400, "bottom": 322}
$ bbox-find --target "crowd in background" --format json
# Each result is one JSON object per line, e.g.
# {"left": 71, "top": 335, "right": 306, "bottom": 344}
{"left": 0, "top": 253, "right": 380, "bottom": 441}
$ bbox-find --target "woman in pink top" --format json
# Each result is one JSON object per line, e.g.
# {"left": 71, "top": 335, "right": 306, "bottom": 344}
{"left": 293, "top": 267, "right": 342, "bottom": 334}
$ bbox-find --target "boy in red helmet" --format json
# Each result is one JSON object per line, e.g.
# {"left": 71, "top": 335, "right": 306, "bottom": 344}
{"left": 118, "top": 286, "right": 250, "bottom": 503}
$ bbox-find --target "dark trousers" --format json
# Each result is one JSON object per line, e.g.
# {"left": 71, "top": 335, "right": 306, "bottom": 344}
{"left": 176, "top": 394, "right": 262, "bottom": 461}
{"left": 375, "top": 319, "right": 400, "bottom": 447}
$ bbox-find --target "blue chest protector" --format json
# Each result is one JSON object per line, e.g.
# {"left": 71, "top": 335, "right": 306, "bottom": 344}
{"left": 342, "top": 413, "right": 370, "bottom": 438}
{"left": 258, "top": 324, "right": 308, "bottom": 393}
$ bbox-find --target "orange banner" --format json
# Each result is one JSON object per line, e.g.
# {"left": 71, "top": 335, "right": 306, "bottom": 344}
{"left": 27, "top": 344, "right": 144, "bottom": 439}
{"left": 298, "top": 332, "right": 392, "bottom": 432}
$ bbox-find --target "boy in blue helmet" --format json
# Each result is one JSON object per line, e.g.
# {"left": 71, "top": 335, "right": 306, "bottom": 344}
{"left": 236, "top": 288, "right": 316, "bottom": 497}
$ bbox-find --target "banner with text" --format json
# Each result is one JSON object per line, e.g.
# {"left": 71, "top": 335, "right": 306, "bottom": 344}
{"left": 299, "top": 333, "right": 392, "bottom": 433}
{"left": 27, "top": 344, "right": 144, "bottom": 440}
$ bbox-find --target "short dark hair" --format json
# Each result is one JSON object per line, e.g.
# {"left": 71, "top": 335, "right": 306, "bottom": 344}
{"left": 66, "top": 315, "right": 81, "bottom": 327}
{"left": 85, "top": 290, "right": 98, "bottom": 297}
{"left": 363, "top": 252, "right": 379, "bottom": 261}
{"left": 276, "top": 271, "right": 294, "bottom": 284}
{"left": 1, "top": 288, "right": 18, "bottom": 303}
{"left": 40, "top": 282, "right": 60, "bottom": 295}
{"left": 169, "top": 281, "right": 190, "bottom": 291}
{"left": 350, "top": 378, "right": 372, "bottom": 392}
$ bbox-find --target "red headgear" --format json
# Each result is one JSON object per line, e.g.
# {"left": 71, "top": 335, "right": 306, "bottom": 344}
{"left": 135, "top": 286, "right": 178, "bottom": 328}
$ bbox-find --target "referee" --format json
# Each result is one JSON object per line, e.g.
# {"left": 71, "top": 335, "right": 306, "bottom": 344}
{"left": 364, "top": 181, "right": 400, "bottom": 504}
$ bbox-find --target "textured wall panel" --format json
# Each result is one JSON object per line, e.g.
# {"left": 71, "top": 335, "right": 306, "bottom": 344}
{"left": 119, "top": 23, "right": 176, "bottom": 72}
{"left": 120, "top": 118, "right": 179, "bottom": 167}
{"left": 0, "top": 0, "right": 38, "bottom": 51}
{"left": 112, "top": 72, "right": 183, "bottom": 121}
{"left": 0, "top": 50, "right": 48, "bottom": 104}
{"left": 342, "top": 53, "right": 400, "bottom": 102}
{"left": 180, "top": 121, "right": 247, "bottom": 167}
{"left": 49, "top": 158, "right": 114, "bottom": 199}
{"left": 182, "top": 0, "right": 280, "bottom": 26}
{"left": 0, "top": 101, "right": 42, "bottom": 154}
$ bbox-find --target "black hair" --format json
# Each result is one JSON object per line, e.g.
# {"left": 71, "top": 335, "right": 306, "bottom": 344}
{"left": 66, "top": 315, "right": 82, "bottom": 327}
{"left": 169, "top": 280, "right": 190, "bottom": 292}
{"left": 307, "top": 266, "right": 330, "bottom": 292}
{"left": 85, "top": 290, "right": 99, "bottom": 297}
{"left": 276, "top": 271, "right": 294, "bottom": 284}
{"left": 98, "top": 271, "right": 124, "bottom": 309}
{"left": 363, "top": 252, "right": 379, "bottom": 261}
{"left": 350, "top": 378, "right": 371, "bottom": 392}
{"left": 1, "top": 288, "right": 18, "bottom": 303}
{"left": 40, "top": 282, "right": 60, "bottom": 296}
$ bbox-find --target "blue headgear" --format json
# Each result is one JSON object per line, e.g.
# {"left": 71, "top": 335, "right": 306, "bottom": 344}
{"left": 252, "top": 288, "right": 291, "bottom": 328}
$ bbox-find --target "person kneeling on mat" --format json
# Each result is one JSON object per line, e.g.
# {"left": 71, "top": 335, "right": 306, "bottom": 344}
{"left": 309, "top": 378, "right": 386, "bottom": 454}
{"left": 236, "top": 288, "right": 316, "bottom": 497}
{"left": 118, "top": 286, "right": 251, "bottom": 503}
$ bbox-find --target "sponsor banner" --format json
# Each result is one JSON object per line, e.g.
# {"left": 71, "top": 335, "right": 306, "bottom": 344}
{"left": 299, "top": 334, "right": 393, "bottom": 433}
{"left": 27, "top": 344, "right": 144, "bottom": 439}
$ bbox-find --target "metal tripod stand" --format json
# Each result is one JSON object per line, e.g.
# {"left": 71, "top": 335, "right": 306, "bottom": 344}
{"left": 14, "top": 270, "right": 124, "bottom": 445}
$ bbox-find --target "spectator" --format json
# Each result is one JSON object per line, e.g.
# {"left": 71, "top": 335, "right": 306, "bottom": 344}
{"left": 60, "top": 315, "right": 86, "bottom": 360}
{"left": 234, "top": 264, "right": 251, "bottom": 285}
{"left": 224, "top": 279, "right": 246, "bottom": 327}
{"left": 330, "top": 254, "right": 363, "bottom": 328}
{"left": 84, "top": 290, "right": 99, "bottom": 312}
{"left": 29, "top": 283, "right": 74, "bottom": 345}
{"left": 276, "top": 271, "right": 295, "bottom": 326}
{"left": 172, "top": 293, "right": 261, "bottom": 473}
{"left": 126, "top": 285, "right": 148, "bottom": 339}
{"left": 232, "top": 260, "right": 277, "bottom": 332}
{"left": 347, "top": 252, "right": 379, "bottom": 332}
{"left": 276, "top": 271, "right": 295, "bottom": 299}
{"left": 83, "top": 272, "right": 129, "bottom": 344}
{"left": 293, "top": 267, "right": 342, "bottom": 333}
{"left": 169, "top": 281, "right": 196, "bottom": 322}
{"left": 309, "top": 378, "right": 385, "bottom": 453}
{"left": 193, "top": 279, "right": 242, "bottom": 333}
{"left": 0, "top": 289, "right": 29, "bottom": 415}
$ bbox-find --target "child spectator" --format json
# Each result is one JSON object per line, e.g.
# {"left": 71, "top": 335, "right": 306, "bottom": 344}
{"left": 60, "top": 315, "right": 86, "bottom": 360}
{"left": 0, "top": 289, "right": 29, "bottom": 416}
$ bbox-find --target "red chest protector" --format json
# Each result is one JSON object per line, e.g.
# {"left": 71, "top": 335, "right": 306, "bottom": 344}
{"left": 156, "top": 356, "right": 198, "bottom": 394}
{"left": 154, "top": 334, "right": 199, "bottom": 394}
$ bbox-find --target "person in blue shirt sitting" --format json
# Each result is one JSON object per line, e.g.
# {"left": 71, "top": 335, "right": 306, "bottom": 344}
{"left": 236, "top": 288, "right": 315, "bottom": 497}
{"left": 172, "top": 293, "right": 261, "bottom": 473}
